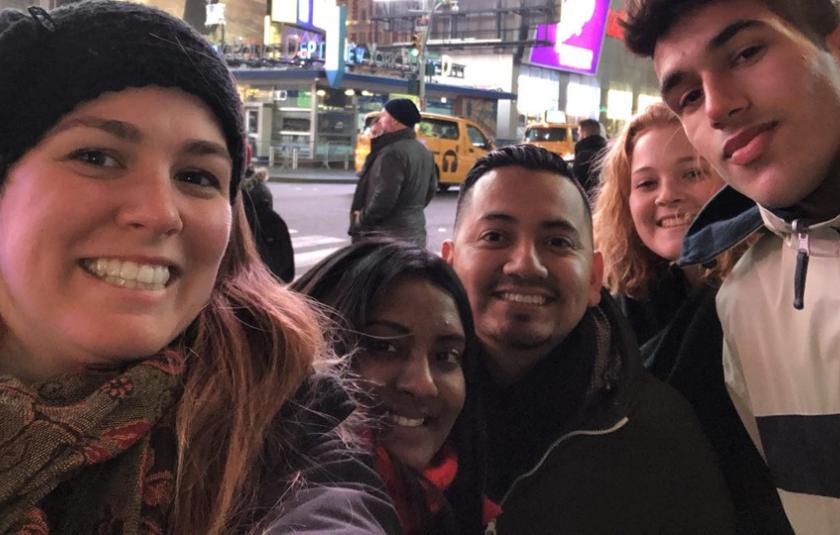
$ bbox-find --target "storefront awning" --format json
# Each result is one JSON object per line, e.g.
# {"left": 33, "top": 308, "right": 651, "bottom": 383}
{"left": 232, "top": 68, "right": 517, "bottom": 101}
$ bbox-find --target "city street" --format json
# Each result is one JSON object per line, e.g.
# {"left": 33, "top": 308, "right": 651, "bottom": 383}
{"left": 268, "top": 182, "right": 459, "bottom": 279}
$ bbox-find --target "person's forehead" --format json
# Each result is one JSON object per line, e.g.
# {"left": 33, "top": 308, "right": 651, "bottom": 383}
{"left": 465, "top": 167, "right": 586, "bottom": 225}
{"left": 653, "top": 0, "right": 780, "bottom": 79}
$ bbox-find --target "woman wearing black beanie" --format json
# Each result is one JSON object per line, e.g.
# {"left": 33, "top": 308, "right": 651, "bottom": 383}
{"left": 0, "top": 2, "right": 398, "bottom": 533}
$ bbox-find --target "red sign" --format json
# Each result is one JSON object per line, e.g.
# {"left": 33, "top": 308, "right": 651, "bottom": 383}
{"left": 606, "top": 9, "right": 625, "bottom": 40}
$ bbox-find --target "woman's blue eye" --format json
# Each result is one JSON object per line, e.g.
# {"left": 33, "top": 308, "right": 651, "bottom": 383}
{"left": 684, "top": 168, "right": 705, "bottom": 180}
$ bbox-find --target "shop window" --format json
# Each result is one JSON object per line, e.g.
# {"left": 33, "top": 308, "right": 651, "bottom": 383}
{"left": 247, "top": 109, "right": 259, "bottom": 134}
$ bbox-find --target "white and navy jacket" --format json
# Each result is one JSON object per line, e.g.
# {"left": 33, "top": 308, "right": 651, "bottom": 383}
{"left": 680, "top": 186, "right": 840, "bottom": 534}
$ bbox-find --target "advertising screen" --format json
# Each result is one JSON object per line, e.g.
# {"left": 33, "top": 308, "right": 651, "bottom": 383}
{"left": 529, "top": 0, "right": 609, "bottom": 75}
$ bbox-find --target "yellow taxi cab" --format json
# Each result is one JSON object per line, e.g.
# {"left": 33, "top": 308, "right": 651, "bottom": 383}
{"left": 355, "top": 111, "right": 496, "bottom": 192}
{"left": 522, "top": 122, "right": 579, "bottom": 161}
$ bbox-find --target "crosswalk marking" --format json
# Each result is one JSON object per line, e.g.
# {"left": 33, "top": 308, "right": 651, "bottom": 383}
{"left": 289, "top": 233, "right": 350, "bottom": 278}
{"left": 292, "top": 235, "right": 347, "bottom": 249}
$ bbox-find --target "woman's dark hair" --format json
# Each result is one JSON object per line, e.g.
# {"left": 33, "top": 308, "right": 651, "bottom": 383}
{"left": 292, "top": 238, "right": 486, "bottom": 535}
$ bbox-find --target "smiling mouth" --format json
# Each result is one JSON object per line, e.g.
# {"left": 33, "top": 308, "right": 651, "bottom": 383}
{"left": 495, "top": 292, "right": 551, "bottom": 306}
{"left": 81, "top": 258, "right": 172, "bottom": 290}
{"left": 386, "top": 411, "right": 427, "bottom": 428}
{"left": 658, "top": 213, "right": 696, "bottom": 228}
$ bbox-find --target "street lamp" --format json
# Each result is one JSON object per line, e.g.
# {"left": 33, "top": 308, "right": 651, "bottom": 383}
{"left": 416, "top": 0, "right": 458, "bottom": 110}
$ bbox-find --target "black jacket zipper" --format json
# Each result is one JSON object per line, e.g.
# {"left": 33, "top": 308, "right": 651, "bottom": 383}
{"left": 792, "top": 219, "right": 810, "bottom": 310}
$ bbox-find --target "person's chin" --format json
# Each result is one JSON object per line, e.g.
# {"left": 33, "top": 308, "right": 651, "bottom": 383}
{"left": 386, "top": 441, "right": 433, "bottom": 472}
{"left": 489, "top": 320, "right": 555, "bottom": 351}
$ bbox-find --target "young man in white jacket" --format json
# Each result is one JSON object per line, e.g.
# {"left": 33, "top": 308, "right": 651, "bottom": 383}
{"left": 623, "top": 1, "right": 840, "bottom": 533}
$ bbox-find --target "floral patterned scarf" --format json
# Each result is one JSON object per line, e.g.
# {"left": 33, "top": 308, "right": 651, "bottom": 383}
{"left": 0, "top": 350, "right": 184, "bottom": 534}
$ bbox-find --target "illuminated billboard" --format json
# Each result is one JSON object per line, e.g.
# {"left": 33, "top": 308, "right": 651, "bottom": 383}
{"left": 528, "top": 0, "right": 609, "bottom": 76}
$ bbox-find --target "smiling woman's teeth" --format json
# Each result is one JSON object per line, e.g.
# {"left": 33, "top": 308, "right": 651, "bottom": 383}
{"left": 83, "top": 258, "right": 170, "bottom": 290}
{"left": 387, "top": 413, "right": 425, "bottom": 428}
{"left": 660, "top": 213, "right": 695, "bottom": 228}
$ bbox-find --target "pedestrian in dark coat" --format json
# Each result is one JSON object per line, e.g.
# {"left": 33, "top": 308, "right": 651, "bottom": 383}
{"left": 243, "top": 167, "right": 295, "bottom": 282}
{"left": 572, "top": 118, "right": 607, "bottom": 198}
{"left": 349, "top": 99, "right": 436, "bottom": 247}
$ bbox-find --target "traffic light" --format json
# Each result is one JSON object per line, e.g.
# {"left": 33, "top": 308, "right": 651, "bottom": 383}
{"left": 409, "top": 32, "right": 422, "bottom": 58}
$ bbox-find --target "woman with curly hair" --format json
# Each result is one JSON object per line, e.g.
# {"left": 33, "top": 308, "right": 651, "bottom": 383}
{"left": 593, "top": 102, "right": 729, "bottom": 348}
{"left": 0, "top": 2, "right": 398, "bottom": 533}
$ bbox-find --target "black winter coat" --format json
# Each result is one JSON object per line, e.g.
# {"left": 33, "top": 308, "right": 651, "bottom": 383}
{"left": 573, "top": 134, "right": 607, "bottom": 197}
{"left": 642, "top": 284, "right": 794, "bottom": 535}
{"left": 243, "top": 179, "right": 294, "bottom": 282}
{"left": 483, "top": 291, "right": 736, "bottom": 534}
{"left": 349, "top": 128, "right": 436, "bottom": 247}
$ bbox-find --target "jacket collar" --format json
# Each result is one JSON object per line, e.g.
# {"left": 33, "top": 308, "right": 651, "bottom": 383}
{"left": 679, "top": 185, "right": 840, "bottom": 266}
{"left": 678, "top": 186, "right": 763, "bottom": 266}
{"left": 758, "top": 206, "right": 840, "bottom": 256}
{"left": 371, "top": 127, "right": 416, "bottom": 151}
{"left": 573, "top": 290, "right": 642, "bottom": 430}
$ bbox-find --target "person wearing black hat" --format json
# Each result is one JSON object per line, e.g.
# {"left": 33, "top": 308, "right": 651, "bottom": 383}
{"left": 0, "top": 2, "right": 400, "bottom": 534}
{"left": 349, "top": 98, "right": 437, "bottom": 247}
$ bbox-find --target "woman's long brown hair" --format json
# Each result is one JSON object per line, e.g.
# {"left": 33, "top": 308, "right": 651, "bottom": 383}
{"left": 171, "top": 199, "right": 329, "bottom": 534}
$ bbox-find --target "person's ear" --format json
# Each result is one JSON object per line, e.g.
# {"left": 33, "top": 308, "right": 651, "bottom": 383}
{"left": 588, "top": 250, "right": 605, "bottom": 307}
{"left": 442, "top": 239, "right": 455, "bottom": 265}
{"left": 826, "top": 21, "right": 840, "bottom": 57}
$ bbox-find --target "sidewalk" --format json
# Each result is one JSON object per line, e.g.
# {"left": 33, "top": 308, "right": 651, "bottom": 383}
{"left": 268, "top": 166, "right": 358, "bottom": 185}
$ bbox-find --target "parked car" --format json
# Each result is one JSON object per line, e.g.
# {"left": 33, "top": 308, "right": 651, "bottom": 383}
{"left": 522, "top": 122, "right": 579, "bottom": 161}
{"left": 355, "top": 111, "right": 496, "bottom": 192}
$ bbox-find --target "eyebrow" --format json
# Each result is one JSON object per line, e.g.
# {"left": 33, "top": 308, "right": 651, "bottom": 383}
{"left": 365, "top": 320, "right": 466, "bottom": 343}
{"left": 660, "top": 19, "right": 767, "bottom": 96}
{"left": 182, "top": 140, "right": 231, "bottom": 161}
{"left": 365, "top": 320, "right": 410, "bottom": 334}
{"left": 480, "top": 212, "right": 580, "bottom": 234}
{"left": 52, "top": 116, "right": 143, "bottom": 142}
{"left": 632, "top": 156, "right": 699, "bottom": 175}
{"left": 49, "top": 116, "right": 230, "bottom": 161}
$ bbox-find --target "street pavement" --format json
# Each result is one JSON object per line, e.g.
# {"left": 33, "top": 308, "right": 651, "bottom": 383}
{"left": 268, "top": 166, "right": 357, "bottom": 185}
{"left": 267, "top": 181, "right": 459, "bottom": 280}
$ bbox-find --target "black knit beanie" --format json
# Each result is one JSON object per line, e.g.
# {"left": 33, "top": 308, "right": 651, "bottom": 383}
{"left": 384, "top": 98, "right": 421, "bottom": 127}
{"left": 0, "top": 0, "right": 245, "bottom": 200}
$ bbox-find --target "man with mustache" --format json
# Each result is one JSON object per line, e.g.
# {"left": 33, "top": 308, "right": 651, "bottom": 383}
{"left": 623, "top": 2, "right": 840, "bottom": 532}
{"left": 442, "top": 144, "right": 735, "bottom": 534}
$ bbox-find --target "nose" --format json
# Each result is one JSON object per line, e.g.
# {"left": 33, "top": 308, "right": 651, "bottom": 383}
{"left": 655, "top": 176, "right": 683, "bottom": 206}
{"left": 703, "top": 73, "right": 747, "bottom": 129}
{"left": 396, "top": 353, "right": 438, "bottom": 399}
{"left": 503, "top": 239, "right": 549, "bottom": 280}
{"left": 115, "top": 166, "right": 183, "bottom": 237}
